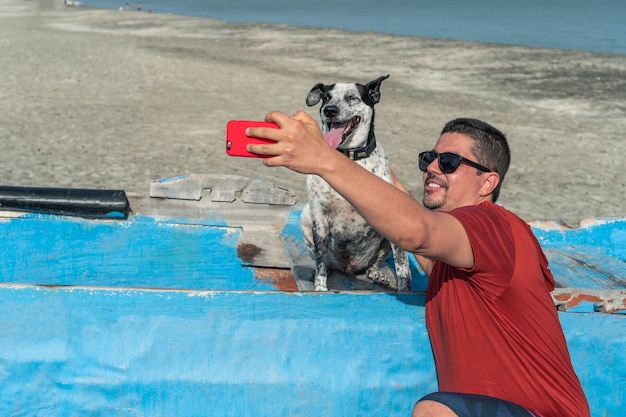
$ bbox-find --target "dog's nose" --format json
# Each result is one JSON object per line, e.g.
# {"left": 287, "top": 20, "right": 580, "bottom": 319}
{"left": 323, "top": 106, "right": 339, "bottom": 118}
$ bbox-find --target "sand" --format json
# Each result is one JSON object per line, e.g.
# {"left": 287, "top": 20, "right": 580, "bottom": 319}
{"left": 1, "top": 0, "right": 624, "bottom": 225}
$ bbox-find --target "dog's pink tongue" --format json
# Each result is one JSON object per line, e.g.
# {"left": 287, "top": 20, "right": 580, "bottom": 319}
{"left": 323, "top": 124, "right": 346, "bottom": 149}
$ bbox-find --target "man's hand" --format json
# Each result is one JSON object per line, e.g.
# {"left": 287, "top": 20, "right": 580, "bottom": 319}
{"left": 246, "top": 110, "right": 338, "bottom": 175}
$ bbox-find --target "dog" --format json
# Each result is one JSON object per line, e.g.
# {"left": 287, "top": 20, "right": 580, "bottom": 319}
{"left": 300, "top": 75, "right": 411, "bottom": 292}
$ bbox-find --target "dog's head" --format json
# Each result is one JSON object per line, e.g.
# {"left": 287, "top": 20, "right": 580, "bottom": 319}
{"left": 306, "top": 75, "right": 389, "bottom": 150}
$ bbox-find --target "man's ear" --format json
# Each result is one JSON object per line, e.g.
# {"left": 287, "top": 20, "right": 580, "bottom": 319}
{"left": 479, "top": 172, "right": 500, "bottom": 198}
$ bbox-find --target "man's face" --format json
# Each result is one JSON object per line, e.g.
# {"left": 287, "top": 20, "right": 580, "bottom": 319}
{"left": 422, "top": 132, "right": 487, "bottom": 211}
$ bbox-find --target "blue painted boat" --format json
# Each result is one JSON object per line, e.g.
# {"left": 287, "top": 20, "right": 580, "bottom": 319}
{"left": 0, "top": 174, "right": 624, "bottom": 416}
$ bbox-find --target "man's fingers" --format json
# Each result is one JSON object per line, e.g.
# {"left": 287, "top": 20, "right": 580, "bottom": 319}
{"left": 245, "top": 109, "right": 326, "bottom": 172}
{"left": 262, "top": 155, "right": 285, "bottom": 167}
{"left": 293, "top": 110, "right": 319, "bottom": 129}
{"left": 247, "top": 141, "right": 277, "bottom": 156}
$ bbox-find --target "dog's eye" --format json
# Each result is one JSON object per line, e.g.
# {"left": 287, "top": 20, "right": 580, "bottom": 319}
{"left": 321, "top": 93, "right": 331, "bottom": 102}
{"left": 346, "top": 95, "right": 359, "bottom": 101}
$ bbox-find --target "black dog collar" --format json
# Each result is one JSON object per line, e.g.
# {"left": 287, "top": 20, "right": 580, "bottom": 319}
{"left": 337, "top": 129, "right": 377, "bottom": 161}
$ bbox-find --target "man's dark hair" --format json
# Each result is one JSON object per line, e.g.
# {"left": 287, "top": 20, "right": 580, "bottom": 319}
{"left": 441, "top": 118, "right": 510, "bottom": 202}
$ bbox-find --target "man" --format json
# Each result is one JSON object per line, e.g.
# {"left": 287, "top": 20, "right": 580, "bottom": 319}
{"left": 247, "top": 112, "right": 590, "bottom": 417}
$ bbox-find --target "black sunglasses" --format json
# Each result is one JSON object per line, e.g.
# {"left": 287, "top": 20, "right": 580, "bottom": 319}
{"left": 418, "top": 151, "right": 492, "bottom": 174}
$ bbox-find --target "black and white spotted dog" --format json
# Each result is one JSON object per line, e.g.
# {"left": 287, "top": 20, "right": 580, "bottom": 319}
{"left": 300, "top": 75, "right": 411, "bottom": 292}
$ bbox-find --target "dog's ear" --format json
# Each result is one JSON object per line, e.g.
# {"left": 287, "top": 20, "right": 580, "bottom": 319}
{"left": 306, "top": 83, "right": 326, "bottom": 106}
{"left": 366, "top": 75, "right": 390, "bottom": 104}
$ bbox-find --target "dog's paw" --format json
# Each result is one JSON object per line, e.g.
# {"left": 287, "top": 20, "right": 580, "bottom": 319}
{"left": 367, "top": 264, "right": 397, "bottom": 289}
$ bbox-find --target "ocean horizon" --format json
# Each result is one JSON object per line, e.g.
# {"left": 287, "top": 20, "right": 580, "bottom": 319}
{"left": 82, "top": 0, "right": 625, "bottom": 56}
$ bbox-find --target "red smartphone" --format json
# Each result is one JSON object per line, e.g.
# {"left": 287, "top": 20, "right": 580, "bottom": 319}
{"left": 225, "top": 120, "right": 279, "bottom": 158}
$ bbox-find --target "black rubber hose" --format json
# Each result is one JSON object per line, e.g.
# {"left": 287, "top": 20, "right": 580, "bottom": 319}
{"left": 0, "top": 186, "right": 130, "bottom": 219}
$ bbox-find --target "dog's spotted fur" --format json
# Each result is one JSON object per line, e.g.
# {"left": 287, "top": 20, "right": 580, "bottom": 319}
{"left": 300, "top": 75, "right": 411, "bottom": 292}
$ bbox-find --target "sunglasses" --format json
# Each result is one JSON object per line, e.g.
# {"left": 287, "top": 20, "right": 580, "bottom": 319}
{"left": 418, "top": 151, "right": 492, "bottom": 174}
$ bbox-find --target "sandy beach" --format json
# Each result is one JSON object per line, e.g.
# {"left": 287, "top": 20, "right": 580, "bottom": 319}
{"left": 1, "top": 0, "right": 624, "bottom": 225}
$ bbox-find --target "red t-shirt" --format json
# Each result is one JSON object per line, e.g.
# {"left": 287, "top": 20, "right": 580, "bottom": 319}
{"left": 426, "top": 202, "right": 590, "bottom": 417}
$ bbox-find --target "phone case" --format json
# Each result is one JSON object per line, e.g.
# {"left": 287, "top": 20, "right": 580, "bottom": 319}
{"left": 225, "top": 120, "right": 279, "bottom": 158}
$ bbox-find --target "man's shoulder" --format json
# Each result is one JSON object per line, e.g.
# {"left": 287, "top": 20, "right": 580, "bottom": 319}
{"left": 447, "top": 202, "right": 530, "bottom": 237}
{"left": 451, "top": 203, "right": 536, "bottom": 246}
{"left": 449, "top": 201, "right": 508, "bottom": 219}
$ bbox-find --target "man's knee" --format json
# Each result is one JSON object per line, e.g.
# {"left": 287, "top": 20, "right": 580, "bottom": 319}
{"left": 412, "top": 399, "right": 457, "bottom": 417}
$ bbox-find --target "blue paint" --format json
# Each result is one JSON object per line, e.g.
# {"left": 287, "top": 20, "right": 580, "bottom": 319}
{"left": 0, "top": 213, "right": 273, "bottom": 291}
{"left": 532, "top": 218, "right": 626, "bottom": 261}
{"left": 103, "top": 210, "right": 127, "bottom": 218}
{"left": 0, "top": 287, "right": 435, "bottom": 416}
{"left": 561, "top": 312, "right": 626, "bottom": 417}
{"left": 532, "top": 218, "right": 626, "bottom": 289}
{"left": 0, "top": 285, "right": 624, "bottom": 416}
{"left": 1, "top": 210, "right": 625, "bottom": 416}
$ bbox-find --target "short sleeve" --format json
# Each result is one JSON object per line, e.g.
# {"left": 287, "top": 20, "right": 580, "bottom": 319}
{"left": 447, "top": 203, "right": 516, "bottom": 296}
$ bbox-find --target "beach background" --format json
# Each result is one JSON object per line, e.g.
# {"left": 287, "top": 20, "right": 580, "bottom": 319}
{"left": 0, "top": 0, "right": 624, "bottom": 225}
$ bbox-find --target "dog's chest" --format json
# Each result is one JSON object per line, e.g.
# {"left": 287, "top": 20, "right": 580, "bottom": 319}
{"left": 306, "top": 148, "right": 390, "bottom": 222}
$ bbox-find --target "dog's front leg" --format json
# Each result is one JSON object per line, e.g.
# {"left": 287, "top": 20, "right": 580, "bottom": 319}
{"left": 313, "top": 260, "right": 328, "bottom": 291}
{"left": 392, "top": 244, "right": 411, "bottom": 292}
{"left": 311, "top": 218, "right": 330, "bottom": 292}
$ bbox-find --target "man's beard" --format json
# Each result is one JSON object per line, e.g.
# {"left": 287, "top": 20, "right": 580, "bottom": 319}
{"left": 423, "top": 193, "right": 444, "bottom": 210}
{"left": 423, "top": 174, "right": 447, "bottom": 210}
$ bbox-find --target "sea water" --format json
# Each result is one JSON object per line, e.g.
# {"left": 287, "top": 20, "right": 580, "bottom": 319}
{"left": 84, "top": 0, "right": 625, "bottom": 55}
